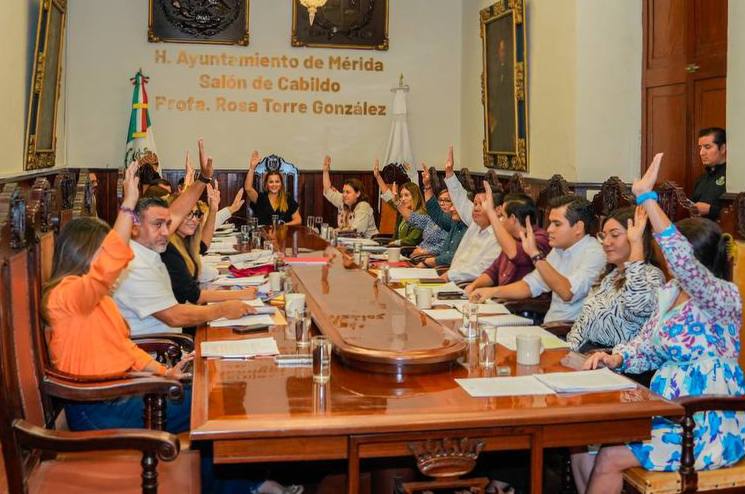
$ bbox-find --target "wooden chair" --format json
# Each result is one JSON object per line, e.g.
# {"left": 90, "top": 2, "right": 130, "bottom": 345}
{"left": 71, "top": 170, "right": 97, "bottom": 219}
{"left": 591, "top": 176, "right": 635, "bottom": 224}
{"left": 536, "top": 174, "right": 572, "bottom": 227}
{"left": 485, "top": 170, "right": 505, "bottom": 195}
{"left": 655, "top": 181, "right": 700, "bottom": 222}
{"left": 0, "top": 193, "right": 199, "bottom": 493}
{"left": 252, "top": 154, "right": 300, "bottom": 203}
{"left": 623, "top": 396, "right": 745, "bottom": 493}
{"left": 457, "top": 168, "right": 477, "bottom": 196}
{"left": 505, "top": 172, "right": 529, "bottom": 195}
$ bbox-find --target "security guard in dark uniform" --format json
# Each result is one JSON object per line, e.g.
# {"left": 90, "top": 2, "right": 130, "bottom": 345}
{"left": 691, "top": 127, "right": 726, "bottom": 220}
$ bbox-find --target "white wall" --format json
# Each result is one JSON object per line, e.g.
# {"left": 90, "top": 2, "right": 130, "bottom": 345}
{"left": 727, "top": 1, "right": 745, "bottom": 192}
{"left": 0, "top": 0, "right": 36, "bottom": 175}
{"left": 460, "top": 0, "right": 641, "bottom": 182}
{"left": 65, "top": 0, "right": 462, "bottom": 171}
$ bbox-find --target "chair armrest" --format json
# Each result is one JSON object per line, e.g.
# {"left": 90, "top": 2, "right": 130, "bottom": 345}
{"left": 132, "top": 333, "right": 194, "bottom": 353}
{"left": 42, "top": 371, "right": 183, "bottom": 402}
{"left": 675, "top": 395, "right": 745, "bottom": 415}
{"left": 134, "top": 338, "right": 184, "bottom": 365}
{"left": 500, "top": 294, "right": 551, "bottom": 323}
{"left": 12, "top": 419, "right": 179, "bottom": 462}
{"left": 541, "top": 320, "right": 574, "bottom": 338}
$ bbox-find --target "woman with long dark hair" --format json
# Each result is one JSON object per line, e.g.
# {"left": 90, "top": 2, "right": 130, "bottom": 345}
{"left": 244, "top": 150, "right": 302, "bottom": 226}
{"left": 575, "top": 154, "right": 745, "bottom": 494}
{"left": 322, "top": 155, "right": 378, "bottom": 237}
{"left": 566, "top": 206, "right": 665, "bottom": 352}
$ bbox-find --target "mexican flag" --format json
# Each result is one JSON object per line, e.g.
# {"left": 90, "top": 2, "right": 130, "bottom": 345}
{"left": 124, "top": 69, "right": 158, "bottom": 165}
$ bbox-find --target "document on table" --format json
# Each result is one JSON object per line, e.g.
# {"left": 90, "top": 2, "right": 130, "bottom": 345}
{"left": 209, "top": 314, "right": 276, "bottom": 328}
{"left": 456, "top": 376, "right": 556, "bottom": 397}
{"left": 388, "top": 268, "right": 439, "bottom": 281}
{"left": 200, "top": 337, "right": 279, "bottom": 358}
{"left": 336, "top": 237, "right": 380, "bottom": 246}
{"left": 479, "top": 314, "right": 534, "bottom": 327}
{"left": 422, "top": 309, "right": 463, "bottom": 320}
{"left": 495, "top": 326, "right": 570, "bottom": 351}
{"left": 535, "top": 368, "right": 637, "bottom": 393}
{"left": 211, "top": 275, "right": 266, "bottom": 287}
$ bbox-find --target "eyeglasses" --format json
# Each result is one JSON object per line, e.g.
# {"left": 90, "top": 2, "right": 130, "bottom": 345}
{"left": 596, "top": 230, "right": 625, "bottom": 242}
{"left": 186, "top": 210, "right": 204, "bottom": 220}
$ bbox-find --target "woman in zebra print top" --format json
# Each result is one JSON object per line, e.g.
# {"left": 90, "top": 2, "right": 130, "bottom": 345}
{"left": 566, "top": 206, "right": 665, "bottom": 352}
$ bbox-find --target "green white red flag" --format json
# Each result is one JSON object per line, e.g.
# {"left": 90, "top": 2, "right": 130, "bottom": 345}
{"left": 124, "top": 69, "right": 157, "bottom": 165}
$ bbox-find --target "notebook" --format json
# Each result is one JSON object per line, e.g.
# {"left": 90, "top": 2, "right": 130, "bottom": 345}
{"left": 211, "top": 275, "right": 266, "bottom": 287}
{"left": 200, "top": 337, "right": 279, "bottom": 358}
{"left": 388, "top": 268, "right": 439, "bottom": 281}
{"left": 209, "top": 314, "right": 276, "bottom": 328}
{"left": 456, "top": 376, "right": 556, "bottom": 397}
{"left": 478, "top": 314, "right": 534, "bottom": 327}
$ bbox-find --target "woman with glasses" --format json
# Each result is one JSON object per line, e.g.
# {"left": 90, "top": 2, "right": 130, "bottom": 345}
{"left": 565, "top": 206, "right": 665, "bottom": 352}
{"left": 322, "top": 155, "right": 378, "bottom": 237}
{"left": 160, "top": 186, "right": 257, "bottom": 327}
{"left": 372, "top": 160, "right": 443, "bottom": 251}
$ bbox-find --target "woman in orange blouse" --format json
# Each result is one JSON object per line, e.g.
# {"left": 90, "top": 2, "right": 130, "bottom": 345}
{"left": 45, "top": 162, "right": 193, "bottom": 433}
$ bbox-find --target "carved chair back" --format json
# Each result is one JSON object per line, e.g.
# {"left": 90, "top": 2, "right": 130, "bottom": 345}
{"left": 381, "top": 162, "right": 410, "bottom": 188}
{"left": 655, "top": 181, "right": 700, "bottom": 222}
{"left": 427, "top": 166, "right": 445, "bottom": 197}
{"left": 53, "top": 172, "right": 75, "bottom": 229}
{"left": 536, "top": 174, "right": 572, "bottom": 228}
{"left": 457, "top": 168, "right": 476, "bottom": 196}
{"left": 252, "top": 154, "right": 300, "bottom": 202}
{"left": 484, "top": 170, "right": 505, "bottom": 195}
{"left": 591, "top": 176, "right": 635, "bottom": 224}
{"left": 505, "top": 172, "right": 528, "bottom": 194}
{"left": 72, "top": 170, "right": 97, "bottom": 219}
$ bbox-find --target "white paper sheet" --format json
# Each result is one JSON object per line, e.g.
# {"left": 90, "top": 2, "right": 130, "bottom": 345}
{"left": 337, "top": 237, "right": 380, "bottom": 246}
{"left": 211, "top": 275, "right": 266, "bottom": 287}
{"left": 200, "top": 337, "right": 279, "bottom": 357}
{"left": 456, "top": 376, "right": 556, "bottom": 397}
{"left": 209, "top": 314, "right": 276, "bottom": 328}
{"left": 388, "top": 268, "right": 439, "bottom": 281}
{"left": 422, "top": 309, "right": 463, "bottom": 320}
{"left": 534, "top": 368, "right": 637, "bottom": 393}
{"left": 494, "top": 326, "right": 569, "bottom": 351}
{"left": 479, "top": 314, "right": 534, "bottom": 327}
{"left": 228, "top": 250, "right": 272, "bottom": 264}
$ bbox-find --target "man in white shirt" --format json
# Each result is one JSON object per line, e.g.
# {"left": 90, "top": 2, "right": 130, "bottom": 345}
{"left": 472, "top": 195, "right": 606, "bottom": 322}
{"left": 440, "top": 146, "right": 502, "bottom": 284}
{"left": 115, "top": 140, "right": 256, "bottom": 336}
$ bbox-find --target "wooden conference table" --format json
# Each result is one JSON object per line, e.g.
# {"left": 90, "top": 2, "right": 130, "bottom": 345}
{"left": 190, "top": 226, "right": 683, "bottom": 493}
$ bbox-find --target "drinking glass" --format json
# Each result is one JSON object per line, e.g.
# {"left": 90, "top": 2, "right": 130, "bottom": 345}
{"left": 479, "top": 325, "right": 497, "bottom": 368}
{"left": 314, "top": 216, "right": 323, "bottom": 233}
{"left": 320, "top": 223, "right": 329, "bottom": 240}
{"left": 240, "top": 225, "right": 250, "bottom": 243}
{"left": 250, "top": 217, "right": 259, "bottom": 231}
{"left": 271, "top": 214, "right": 280, "bottom": 231}
{"left": 312, "top": 336, "right": 332, "bottom": 384}
{"left": 462, "top": 303, "right": 479, "bottom": 341}
{"left": 405, "top": 283, "right": 417, "bottom": 303}
{"left": 263, "top": 240, "right": 274, "bottom": 252}
{"left": 295, "top": 308, "right": 311, "bottom": 348}
{"left": 306, "top": 215, "right": 315, "bottom": 231}
{"left": 360, "top": 252, "right": 370, "bottom": 270}
{"left": 250, "top": 231, "right": 262, "bottom": 250}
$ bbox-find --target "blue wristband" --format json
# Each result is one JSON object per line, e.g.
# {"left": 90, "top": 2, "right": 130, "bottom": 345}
{"left": 635, "top": 191, "right": 658, "bottom": 205}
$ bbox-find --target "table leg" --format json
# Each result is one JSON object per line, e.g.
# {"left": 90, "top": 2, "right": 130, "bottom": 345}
{"left": 530, "top": 431, "right": 544, "bottom": 494}
{"left": 347, "top": 437, "right": 360, "bottom": 494}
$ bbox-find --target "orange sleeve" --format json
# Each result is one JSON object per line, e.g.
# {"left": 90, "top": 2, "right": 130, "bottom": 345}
{"left": 47, "top": 231, "right": 134, "bottom": 317}
{"left": 125, "top": 339, "right": 167, "bottom": 375}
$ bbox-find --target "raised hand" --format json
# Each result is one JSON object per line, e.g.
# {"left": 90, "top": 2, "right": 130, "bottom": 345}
{"left": 184, "top": 151, "right": 195, "bottom": 188}
{"left": 420, "top": 162, "right": 431, "bottom": 189}
{"left": 207, "top": 182, "right": 221, "bottom": 211}
{"left": 249, "top": 150, "right": 260, "bottom": 170}
{"left": 323, "top": 155, "right": 331, "bottom": 172}
{"left": 444, "top": 145, "right": 455, "bottom": 178}
{"left": 197, "top": 138, "right": 209, "bottom": 171}
{"left": 483, "top": 181, "right": 495, "bottom": 212}
{"left": 229, "top": 188, "right": 245, "bottom": 214}
{"left": 632, "top": 152, "right": 663, "bottom": 196}
{"left": 122, "top": 161, "right": 140, "bottom": 208}
{"left": 518, "top": 216, "right": 539, "bottom": 258}
{"left": 626, "top": 206, "right": 648, "bottom": 245}
{"left": 373, "top": 159, "right": 381, "bottom": 178}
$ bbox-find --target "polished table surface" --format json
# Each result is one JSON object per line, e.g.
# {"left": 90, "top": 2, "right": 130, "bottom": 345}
{"left": 191, "top": 226, "right": 684, "bottom": 493}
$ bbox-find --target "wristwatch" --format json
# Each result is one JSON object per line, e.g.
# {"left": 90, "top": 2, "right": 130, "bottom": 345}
{"left": 530, "top": 252, "right": 546, "bottom": 263}
{"left": 197, "top": 173, "right": 213, "bottom": 185}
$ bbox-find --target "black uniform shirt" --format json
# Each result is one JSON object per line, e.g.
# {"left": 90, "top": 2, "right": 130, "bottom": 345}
{"left": 691, "top": 163, "right": 726, "bottom": 220}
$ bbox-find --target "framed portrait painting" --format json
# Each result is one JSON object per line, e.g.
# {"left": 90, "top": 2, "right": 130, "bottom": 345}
{"left": 148, "top": 0, "right": 250, "bottom": 46}
{"left": 292, "top": 0, "right": 389, "bottom": 50}
{"left": 480, "top": 0, "right": 528, "bottom": 172}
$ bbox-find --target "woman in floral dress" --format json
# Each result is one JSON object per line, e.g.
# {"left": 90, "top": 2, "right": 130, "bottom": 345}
{"left": 576, "top": 153, "right": 745, "bottom": 494}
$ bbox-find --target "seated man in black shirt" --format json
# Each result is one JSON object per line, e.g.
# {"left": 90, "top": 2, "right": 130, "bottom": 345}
{"left": 692, "top": 127, "right": 727, "bottom": 220}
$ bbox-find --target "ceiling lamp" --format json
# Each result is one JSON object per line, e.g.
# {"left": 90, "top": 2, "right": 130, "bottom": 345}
{"left": 299, "top": 0, "right": 327, "bottom": 26}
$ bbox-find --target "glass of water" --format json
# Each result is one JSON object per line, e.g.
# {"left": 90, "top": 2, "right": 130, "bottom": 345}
{"left": 295, "top": 307, "right": 311, "bottom": 348}
{"left": 306, "top": 215, "right": 315, "bottom": 231}
{"left": 263, "top": 239, "right": 274, "bottom": 252}
{"left": 240, "top": 224, "right": 250, "bottom": 243}
{"left": 251, "top": 231, "right": 262, "bottom": 250}
{"left": 312, "top": 335, "right": 332, "bottom": 384}
{"left": 462, "top": 303, "right": 479, "bottom": 341}
{"left": 479, "top": 325, "right": 497, "bottom": 368}
{"left": 314, "top": 216, "right": 323, "bottom": 233}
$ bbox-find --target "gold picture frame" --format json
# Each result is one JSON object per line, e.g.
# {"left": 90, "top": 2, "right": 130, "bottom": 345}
{"left": 292, "top": 0, "right": 389, "bottom": 51}
{"left": 148, "top": 0, "right": 250, "bottom": 46}
{"left": 480, "top": 0, "right": 528, "bottom": 172}
{"left": 25, "top": 0, "right": 66, "bottom": 171}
